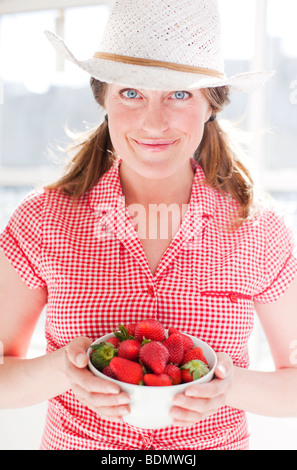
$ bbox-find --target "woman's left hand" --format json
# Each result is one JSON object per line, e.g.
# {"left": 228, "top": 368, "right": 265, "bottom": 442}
{"left": 170, "top": 352, "right": 234, "bottom": 427}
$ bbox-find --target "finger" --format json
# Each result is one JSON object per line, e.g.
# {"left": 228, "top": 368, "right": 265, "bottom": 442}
{"left": 81, "top": 399, "right": 130, "bottom": 420}
{"left": 66, "top": 359, "right": 121, "bottom": 395}
{"left": 73, "top": 384, "right": 130, "bottom": 418}
{"left": 184, "top": 354, "right": 233, "bottom": 399}
{"left": 100, "top": 406, "right": 130, "bottom": 418}
{"left": 214, "top": 352, "right": 233, "bottom": 380}
{"left": 215, "top": 362, "right": 228, "bottom": 380}
{"left": 172, "top": 392, "right": 224, "bottom": 414}
{"left": 170, "top": 405, "right": 217, "bottom": 426}
{"left": 73, "top": 385, "right": 130, "bottom": 408}
{"left": 65, "top": 336, "right": 93, "bottom": 368}
{"left": 184, "top": 378, "right": 228, "bottom": 399}
{"left": 72, "top": 383, "right": 130, "bottom": 408}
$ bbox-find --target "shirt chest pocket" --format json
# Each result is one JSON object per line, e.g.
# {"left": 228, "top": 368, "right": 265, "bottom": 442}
{"left": 156, "top": 281, "right": 254, "bottom": 369}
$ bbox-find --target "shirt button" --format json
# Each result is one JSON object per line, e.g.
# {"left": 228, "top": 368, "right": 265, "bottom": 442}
{"left": 142, "top": 436, "right": 152, "bottom": 448}
{"left": 98, "top": 210, "right": 107, "bottom": 218}
{"left": 146, "top": 286, "right": 155, "bottom": 297}
{"left": 229, "top": 294, "right": 238, "bottom": 303}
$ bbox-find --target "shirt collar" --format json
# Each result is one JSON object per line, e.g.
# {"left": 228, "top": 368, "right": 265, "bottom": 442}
{"left": 88, "top": 157, "right": 124, "bottom": 213}
{"left": 88, "top": 157, "right": 217, "bottom": 219}
{"left": 188, "top": 158, "right": 217, "bottom": 220}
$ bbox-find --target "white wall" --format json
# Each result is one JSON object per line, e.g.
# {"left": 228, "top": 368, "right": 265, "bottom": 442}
{"left": 0, "top": 321, "right": 48, "bottom": 450}
{"left": 0, "top": 403, "right": 47, "bottom": 450}
{"left": 1, "top": 404, "right": 297, "bottom": 450}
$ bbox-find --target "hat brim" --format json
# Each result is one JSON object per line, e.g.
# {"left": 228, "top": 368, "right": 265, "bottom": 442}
{"left": 45, "top": 31, "right": 274, "bottom": 93}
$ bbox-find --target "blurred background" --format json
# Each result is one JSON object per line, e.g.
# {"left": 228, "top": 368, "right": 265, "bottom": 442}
{"left": 0, "top": 0, "right": 297, "bottom": 450}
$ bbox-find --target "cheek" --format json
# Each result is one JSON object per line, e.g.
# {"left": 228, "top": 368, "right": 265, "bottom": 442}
{"left": 177, "top": 109, "right": 207, "bottom": 143}
{"left": 108, "top": 106, "right": 140, "bottom": 139}
{"left": 106, "top": 108, "right": 132, "bottom": 147}
{"left": 108, "top": 122, "right": 127, "bottom": 153}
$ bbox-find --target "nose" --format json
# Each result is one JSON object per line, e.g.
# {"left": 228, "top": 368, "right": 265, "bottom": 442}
{"left": 141, "top": 100, "right": 169, "bottom": 134}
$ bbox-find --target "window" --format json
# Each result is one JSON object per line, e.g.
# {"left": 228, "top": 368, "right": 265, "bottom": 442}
{"left": 0, "top": 4, "right": 110, "bottom": 187}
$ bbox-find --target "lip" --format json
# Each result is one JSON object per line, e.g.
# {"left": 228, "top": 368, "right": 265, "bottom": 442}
{"left": 133, "top": 139, "right": 178, "bottom": 152}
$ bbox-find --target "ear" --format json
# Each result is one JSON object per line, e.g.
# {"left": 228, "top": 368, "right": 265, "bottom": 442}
{"left": 204, "top": 106, "right": 212, "bottom": 124}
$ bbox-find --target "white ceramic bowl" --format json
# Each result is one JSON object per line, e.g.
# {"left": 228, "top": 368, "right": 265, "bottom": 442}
{"left": 88, "top": 331, "right": 217, "bottom": 429}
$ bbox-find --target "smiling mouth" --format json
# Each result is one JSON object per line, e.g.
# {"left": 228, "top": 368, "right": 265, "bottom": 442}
{"left": 133, "top": 139, "right": 178, "bottom": 152}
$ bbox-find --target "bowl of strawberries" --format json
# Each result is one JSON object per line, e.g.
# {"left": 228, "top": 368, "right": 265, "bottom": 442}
{"left": 88, "top": 319, "right": 217, "bottom": 429}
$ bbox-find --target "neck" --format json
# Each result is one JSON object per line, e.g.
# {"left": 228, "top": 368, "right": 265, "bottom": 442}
{"left": 119, "top": 160, "right": 195, "bottom": 208}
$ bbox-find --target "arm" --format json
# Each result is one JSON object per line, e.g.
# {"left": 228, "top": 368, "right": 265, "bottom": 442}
{"left": 0, "top": 250, "right": 69, "bottom": 407}
{"left": 170, "top": 276, "right": 297, "bottom": 426}
{"left": 0, "top": 251, "right": 129, "bottom": 419}
{"left": 227, "top": 274, "right": 297, "bottom": 417}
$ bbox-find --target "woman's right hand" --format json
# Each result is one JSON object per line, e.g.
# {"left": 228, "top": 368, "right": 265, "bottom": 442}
{"left": 64, "top": 336, "right": 130, "bottom": 422}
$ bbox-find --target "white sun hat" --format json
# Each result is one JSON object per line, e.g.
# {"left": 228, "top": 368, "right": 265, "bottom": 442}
{"left": 45, "top": 0, "right": 274, "bottom": 93}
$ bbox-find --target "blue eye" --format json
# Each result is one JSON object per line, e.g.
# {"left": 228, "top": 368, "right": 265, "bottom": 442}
{"left": 172, "top": 91, "right": 190, "bottom": 100}
{"left": 122, "top": 89, "right": 140, "bottom": 99}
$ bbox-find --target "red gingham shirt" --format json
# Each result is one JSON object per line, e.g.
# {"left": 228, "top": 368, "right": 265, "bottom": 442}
{"left": 1, "top": 158, "right": 297, "bottom": 450}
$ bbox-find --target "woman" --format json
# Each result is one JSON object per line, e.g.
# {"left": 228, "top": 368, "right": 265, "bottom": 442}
{"left": 1, "top": 0, "right": 297, "bottom": 450}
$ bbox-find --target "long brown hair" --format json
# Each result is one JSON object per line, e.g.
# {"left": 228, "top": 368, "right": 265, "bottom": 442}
{"left": 46, "top": 79, "right": 254, "bottom": 222}
{"left": 194, "top": 87, "right": 254, "bottom": 223}
{"left": 46, "top": 80, "right": 115, "bottom": 197}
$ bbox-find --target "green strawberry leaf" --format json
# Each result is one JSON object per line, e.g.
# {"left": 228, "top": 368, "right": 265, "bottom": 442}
{"left": 181, "top": 359, "right": 210, "bottom": 379}
{"left": 114, "top": 324, "right": 134, "bottom": 341}
{"left": 90, "top": 342, "right": 117, "bottom": 370}
{"left": 141, "top": 337, "right": 152, "bottom": 345}
{"left": 192, "top": 370, "right": 201, "bottom": 381}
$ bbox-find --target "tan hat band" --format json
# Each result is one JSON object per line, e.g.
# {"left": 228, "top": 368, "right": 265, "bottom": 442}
{"left": 93, "top": 52, "right": 225, "bottom": 78}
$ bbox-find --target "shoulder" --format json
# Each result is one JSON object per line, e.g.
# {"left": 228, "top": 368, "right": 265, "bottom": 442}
{"left": 15, "top": 186, "right": 46, "bottom": 209}
{"left": 10, "top": 186, "right": 90, "bottom": 230}
{"left": 210, "top": 191, "right": 296, "bottom": 258}
{"left": 9, "top": 187, "right": 47, "bottom": 228}
{"left": 253, "top": 196, "right": 293, "bottom": 235}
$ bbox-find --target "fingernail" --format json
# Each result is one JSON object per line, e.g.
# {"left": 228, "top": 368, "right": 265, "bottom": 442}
{"left": 106, "top": 386, "right": 119, "bottom": 394}
{"left": 217, "top": 364, "right": 227, "bottom": 375}
{"left": 119, "top": 406, "right": 129, "bottom": 415}
{"left": 76, "top": 353, "right": 87, "bottom": 367}
{"left": 171, "top": 408, "right": 181, "bottom": 418}
{"left": 173, "top": 394, "right": 185, "bottom": 406}
{"left": 118, "top": 395, "right": 130, "bottom": 405}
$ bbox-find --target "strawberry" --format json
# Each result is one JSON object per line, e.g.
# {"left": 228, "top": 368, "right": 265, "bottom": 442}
{"left": 91, "top": 320, "right": 212, "bottom": 387}
{"left": 144, "top": 373, "right": 172, "bottom": 386}
{"left": 180, "top": 368, "right": 193, "bottom": 383}
{"left": 181, "top": 359, "right": 210, "bottom": 382}
{"left": 134, "top": 319, "right": 166, "bottom": 343}
{"left": 168, "top": 328, "right": 194, "bottom": 353}
{"left": 168, "top": 327, "right": 180, "bottom": 335}
{"left": 163, "top": 333, "right": 184, "bottom": 365}
{"left": 164, "top": 364, "right": 182, "bottom": 385}
{"left": 117, "top": 339, "right": 141, "bottom": 361}
{"left": 109, "top": 357, "right": 144, "bottom": 385}
{"left": 179, "top": 334, "right": 194, "bottom": 352}
{"left": 90, "top": 342, "right": 117, "bottom": 370}
{"left": 101, "top": 364, "right": 117, "bottom": 379}
{"left": 106, "top": 336, "right": 121, "bottom": 348}
{"left": 139, "top": 341, "right": 169, "bottom": 374}
{"left": 181, "top": 347, "right": 208, "bottom": 366}
{"left": 114, "top": 324, "right": 135, "bottom": 342}
{"left": 127, "top": 323, "right": 137, "bottom": 337}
